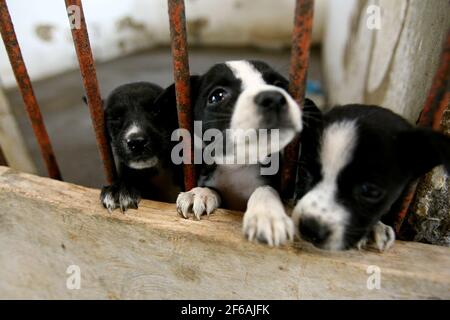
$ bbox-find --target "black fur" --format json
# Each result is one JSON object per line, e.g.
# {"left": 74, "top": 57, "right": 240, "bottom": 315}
{"left": 295, "top": 103, "right": 450, "bottom": 250}
{"left": 98, "top": 82, "right": 182, "bottom": 212}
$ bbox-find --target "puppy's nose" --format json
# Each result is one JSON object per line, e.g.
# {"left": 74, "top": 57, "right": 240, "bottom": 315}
{"left": 254, "top": 91, "right": 286, "bottom": 110}
{"left": 126, "top": 136, "right": 148, "bottom": 152}
{"left": 299, "top": 217, "right": 331, "bottom": 246}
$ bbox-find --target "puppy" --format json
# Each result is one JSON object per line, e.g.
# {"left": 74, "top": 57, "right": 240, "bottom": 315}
{"left": 100, "top": 82, "right": 182, "bottom": 212}
{"left": 159, "top": 60, "right": 305, "bottom": 246}
{"left": 292, "top": 103, "right": 450, "bottom": 251}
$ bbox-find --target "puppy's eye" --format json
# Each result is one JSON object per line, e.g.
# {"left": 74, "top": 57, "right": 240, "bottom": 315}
{"left": 207, "top": 88, "right": 228, "bottom": 105}
{"left": 273, "top": 79, "right": 288, "bottom": 89}
{"left": 357, "top": 183, "right": 385, "bottom": 203}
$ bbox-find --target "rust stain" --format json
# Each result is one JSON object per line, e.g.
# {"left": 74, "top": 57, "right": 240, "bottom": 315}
{"left": 281, "top": 0, "right": 314, "bottom": 198}
{"left": 186, "top": 17, "right": 209, "bottom": 43}
{"left": 0, "top": 0, "right": 62, "bottom": 180}
{"left": 35, "top": 24, "right": 55, "bottom": 42}
{"left": 65, "top": 0, "right": 117, "bottom": 183}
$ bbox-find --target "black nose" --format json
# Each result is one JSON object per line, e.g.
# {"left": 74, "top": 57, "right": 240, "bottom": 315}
{"left": 299, "top": 217, "right": 331, "bottom": 246}
{"left": 126, "top": 137, "right": 148, "bottom": 152}
{"left": 254, "top": 91, "right": 286, "bottom": 110}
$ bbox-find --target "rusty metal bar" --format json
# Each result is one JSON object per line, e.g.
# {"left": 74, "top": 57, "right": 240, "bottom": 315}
{"left": 168, "top": 0, "right": 196, "bottom": 191}
{"left": 65, "top": 0, "right": 116, "bottom": 183}
{"left": 0, "top": 0, "right": 62, "bottom": 180}
{"left": 394, "top": 30, "right": 450, "bottom": 233}
{"left": 281, "top": 0, "right": 314, "bottom": 198}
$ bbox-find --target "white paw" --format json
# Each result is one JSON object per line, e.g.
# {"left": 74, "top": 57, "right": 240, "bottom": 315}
{"left": 243, "top": 186, "right": 294, "bottom": 247}
{"left": 243, "top": 209, "right": 294, "bottom": 247}
{"left": 176, "top": 187, "right": 221, "bottom": 220}
{"left": 357, "top": 222, "right": 395, "bottom": 252}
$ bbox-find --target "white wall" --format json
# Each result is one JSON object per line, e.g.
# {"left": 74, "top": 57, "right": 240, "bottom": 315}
{"left": 322, "top": 0, "right": 450, "bottom": 122}
{"left": 0, "top": 0, "right": 326, "bottom": 88}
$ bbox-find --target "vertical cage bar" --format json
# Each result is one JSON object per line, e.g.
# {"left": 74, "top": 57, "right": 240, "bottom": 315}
{"left": 168, "top": 0, "right": 196, "bottom": 191}
{"left": 281, "top": 0, "right": 314, "bottom": 197}
{"left": 65, "top": 0, "right": 116, "bottom": 183}
{"left": 0, "top": 0, "right": 62, "bottom": 180}
{"left": 394, "top": 30, "right": 450, "bottom": 233}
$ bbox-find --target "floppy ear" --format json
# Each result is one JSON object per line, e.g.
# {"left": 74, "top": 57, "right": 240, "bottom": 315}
{"left": 399, "top": 128, "right": 450, "bottom": 178}
{"left": 154, "top": 75, "right": 201, "bottom": 112}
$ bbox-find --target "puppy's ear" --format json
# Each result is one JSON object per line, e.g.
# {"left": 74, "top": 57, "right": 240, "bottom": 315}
{"left": 399, "top": 128, "right": 450, "bottom": 178}
{"left": 154, "top": 75, "right": 201, "bottom": 110}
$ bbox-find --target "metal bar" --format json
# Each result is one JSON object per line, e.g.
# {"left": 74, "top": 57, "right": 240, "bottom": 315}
{"left": 281, "top": 0, "right": 314, "bottom": 198}
{"left": 65, "top": 0, "right": 116, "bottom": 183}
{"left": 394, "top": 30, "right": 450, "bottom": 233}
{"left": 0, "top": 0, "right": 62, "bottom": 180}
{"left": 168, "top": 0, "right": 196, "bottom": 191}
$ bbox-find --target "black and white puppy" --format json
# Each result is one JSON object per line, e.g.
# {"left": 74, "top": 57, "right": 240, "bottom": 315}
{"left": 100, "top": 82, "right": 182, "bottom": 212}
{"left": 292, "top": 104, "right": 450, "bottom": 251}
{"left": 159, "top": 60, "right": 303, "bottom": 246}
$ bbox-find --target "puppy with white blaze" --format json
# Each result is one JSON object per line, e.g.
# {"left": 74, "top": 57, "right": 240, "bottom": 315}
{"left": 292, "top": 103, "right": 450, "bottom": 252}
{"left": 159, "top": 60, "right": 307, "bottom": 246}
{"left": 100, "top": 82, "right": 183, "bottom": 212}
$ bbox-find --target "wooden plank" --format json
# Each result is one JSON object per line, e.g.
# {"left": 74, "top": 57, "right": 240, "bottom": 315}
{"left": 0, "top": 87, "right": 36, "bottom": 173}
{"left": 0, "top": 165, "right": 449, "bottom": 299}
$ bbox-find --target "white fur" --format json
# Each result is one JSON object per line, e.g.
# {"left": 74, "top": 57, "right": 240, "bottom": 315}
{"left": 243, "top": 186, "right": 294, "bottom": 246}
{"left": 128, "top": 157, "right": 158, "bottom": 169}
{"left": 203, "top": 164, "right": 264, "bottom": 211}
{"left": 102, "top": 192, "right": 116, "bottom": 213}
{"left": 176, "top": 187, "right": 221, "bottom": 220}
{"left": 124, "top": 123, "right": 142, "bottom": 138}
{"left": 225, "top": 61, "right": 302, "bottom": 155}
{"left": 357, "top": 222, "right": 396, "bottom": 252}
{"left": 292, "top": 120, "right": 358, "bottom": 250}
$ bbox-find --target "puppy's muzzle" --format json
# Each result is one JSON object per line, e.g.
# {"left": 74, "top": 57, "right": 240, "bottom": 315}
{"left": 254, "top": 91, "right": 287, "bottom": 113}
{"left": 126, "top": 135, "right": 149, "bottom": 153}
{"left": 298, "top": 217, "right": 331, "bottom": 247}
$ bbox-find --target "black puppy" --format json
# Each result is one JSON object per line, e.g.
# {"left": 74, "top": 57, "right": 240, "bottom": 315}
{"left": 158, "top": 60, "right": 306, "bottom": 246}
{"left": 100, "top": 82, "right": 182, "bottom": 212}
{"left": 292, "top": 103, "right": 450, "bottom": 251}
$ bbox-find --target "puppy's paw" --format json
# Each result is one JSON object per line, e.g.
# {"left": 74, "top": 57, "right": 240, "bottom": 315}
{"left": 176, "top": 187, "right": 221, "bottom": 220}
{"left": 357, "top": 222, "right": 395, "bottom": 252}
{"left": 243, "top": 208, "right": 294, "bottom": 247}
{"left": 100, "top": 184, "right": 140, "bottom": 213}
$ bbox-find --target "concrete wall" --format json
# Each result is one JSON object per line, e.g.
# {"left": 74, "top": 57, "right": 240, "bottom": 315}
{"left": 0, "top": 0, "right": 326, "bottom": 88}
{"left": 322, "top": 0, "right": 450, "bottom": 123}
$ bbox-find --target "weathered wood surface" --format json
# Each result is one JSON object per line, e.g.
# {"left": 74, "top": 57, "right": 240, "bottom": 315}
{"left": 0, "top": 166, "right": 449, "bottom": 299}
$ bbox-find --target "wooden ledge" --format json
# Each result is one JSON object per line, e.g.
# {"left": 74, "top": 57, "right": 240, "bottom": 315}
{"left": 0, "top": 166, "right": 449, "bottom": 299}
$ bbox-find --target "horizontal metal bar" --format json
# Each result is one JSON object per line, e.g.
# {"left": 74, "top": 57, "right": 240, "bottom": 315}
{"left": 65, "top": 0, "right": 116, "bottom": 183}
{"left": 0, "top": 0, "right": 62, "bottom": 180}
{"left": 281, "top": 0, "right": 314, "bottom": 198}
{"left": 168, "top": 0, "right": 196, "bottom": 191}
{"left": 394, "top": 30, "right": 450, "bottom": 233}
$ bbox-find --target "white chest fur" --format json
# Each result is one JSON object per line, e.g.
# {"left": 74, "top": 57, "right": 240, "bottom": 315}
{"left": 204, "top": 165, "right": 264, "bottom": 211}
